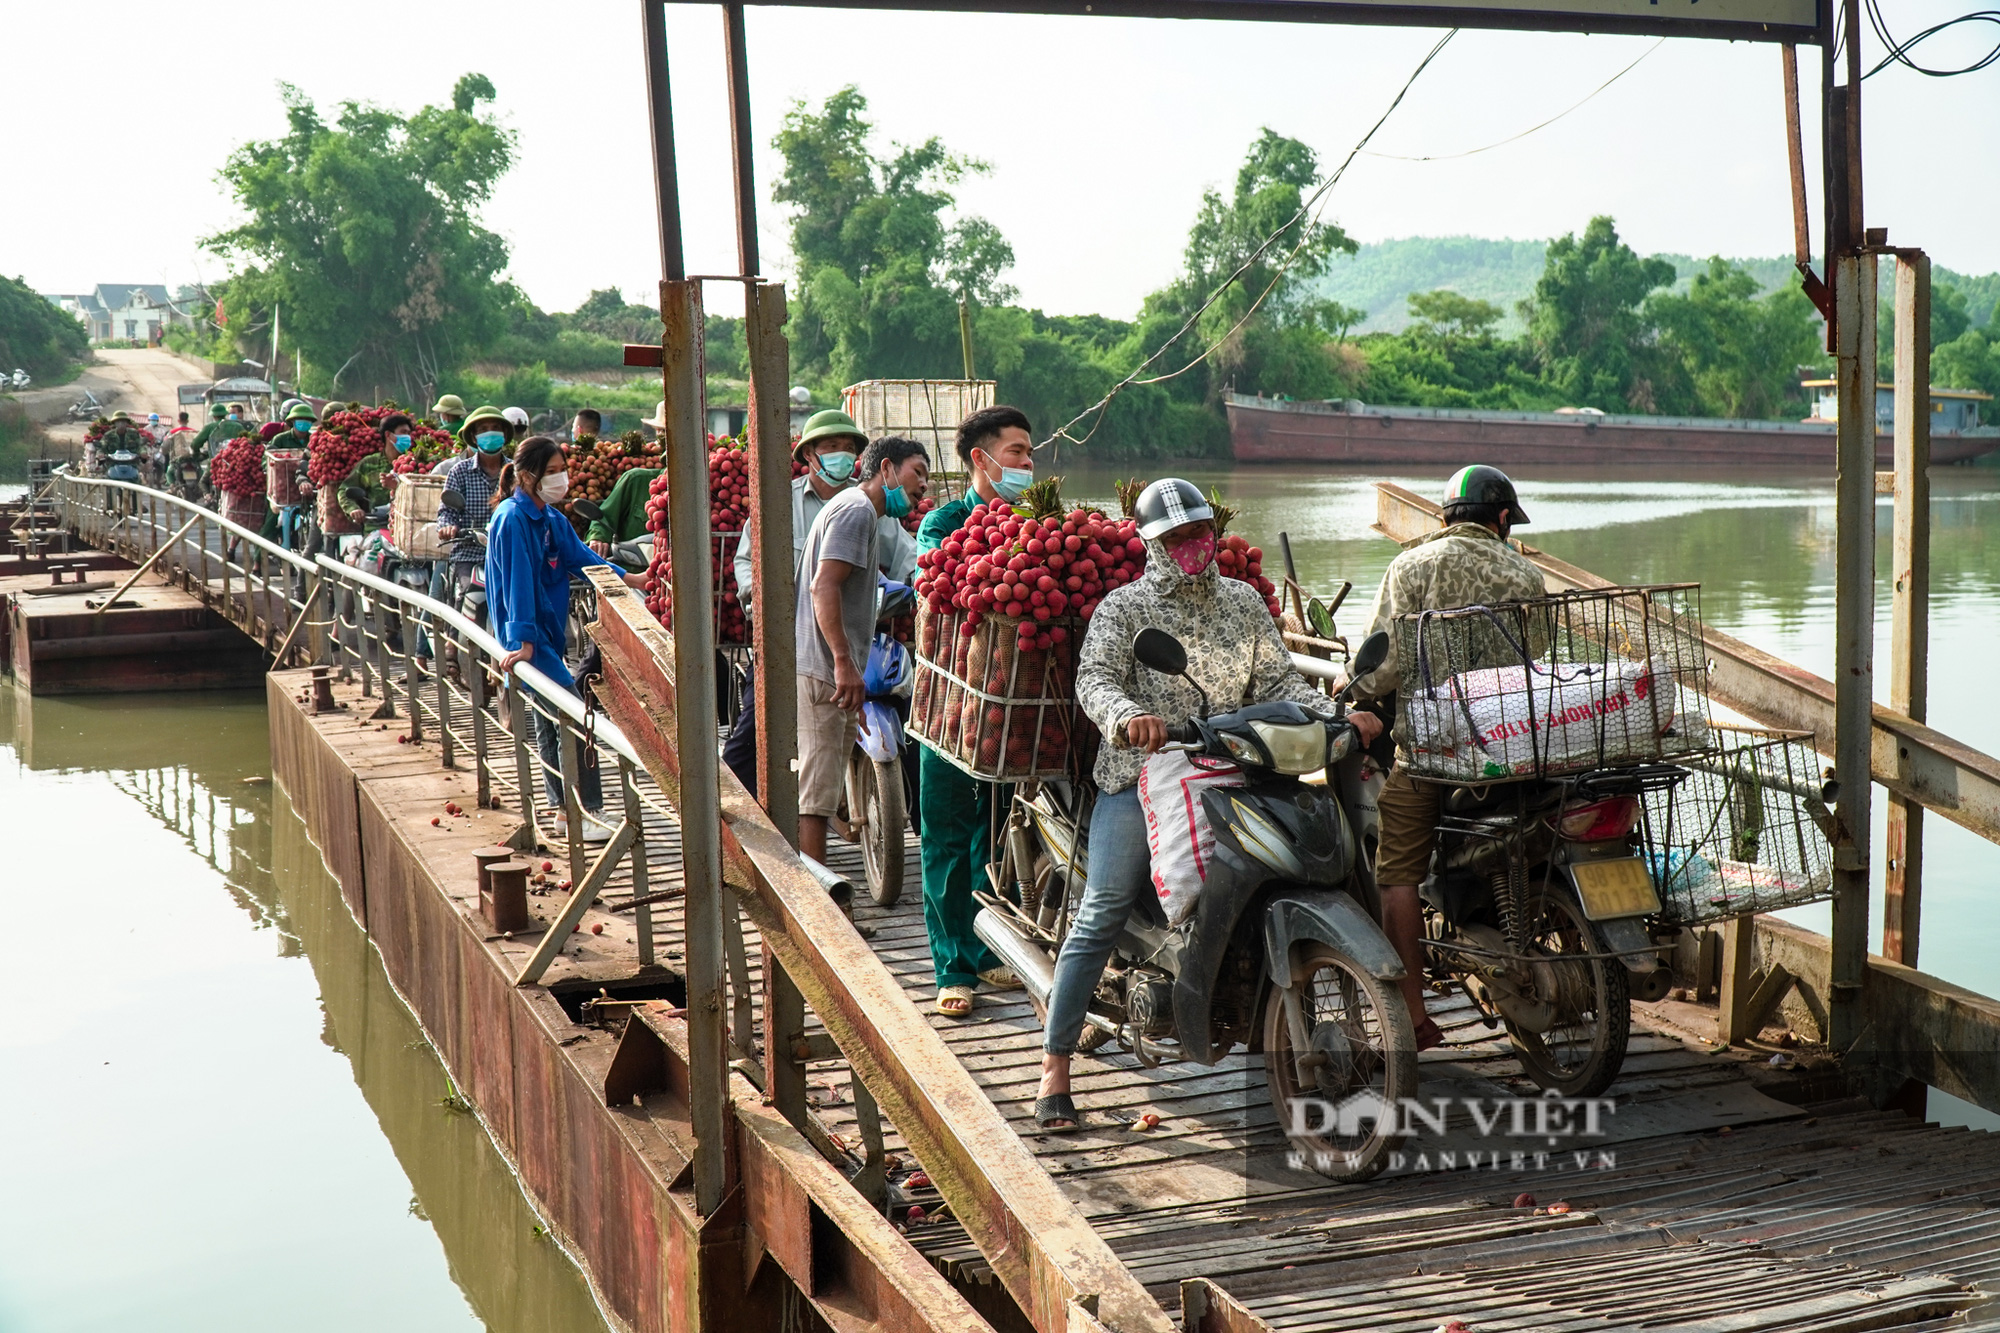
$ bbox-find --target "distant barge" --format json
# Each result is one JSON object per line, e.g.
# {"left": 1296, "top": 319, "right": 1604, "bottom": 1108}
{"left": 1228, "top": 384, "right": 2000, "bottom": 469}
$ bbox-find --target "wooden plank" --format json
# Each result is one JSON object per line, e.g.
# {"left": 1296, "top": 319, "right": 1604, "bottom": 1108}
{"left": 1885, "top": 251, "right": 1932, "bottom": 968}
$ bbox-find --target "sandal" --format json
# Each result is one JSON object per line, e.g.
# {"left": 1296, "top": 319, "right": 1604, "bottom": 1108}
{"left": 935, "top": 985, "right": 974, "bottom": 1018}
{"left": 977, "top": 966, "right": 1024, "bottom": 991}
{"left": 1034, "top": 1092, "right": 1082, "bottom": 1133}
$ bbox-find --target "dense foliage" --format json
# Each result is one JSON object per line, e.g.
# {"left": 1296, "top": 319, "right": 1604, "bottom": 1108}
{"left": 204, "top": 75, "right": 517, "bottom": 403}
{"left": 0, "top": 273, "right": 90, "bottom": 380}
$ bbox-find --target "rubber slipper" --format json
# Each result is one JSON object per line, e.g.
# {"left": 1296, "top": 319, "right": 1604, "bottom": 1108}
{"left": 977, "top": 967, "right": 1024, "bottom": 991}
{"left": 1034, "top": 1093, "right": 1082, "bottom": 1133}
{"left": 935, "top": 985, "right": 974, "bottom": 1018}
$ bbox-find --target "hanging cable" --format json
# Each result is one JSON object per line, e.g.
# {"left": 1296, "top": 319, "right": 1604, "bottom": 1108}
{"left": 1362, "top": 38, "right": 1663, "bottom": 162}
{"left": 1041, "top": 28, "right": 1458, "bottom": 452}
{"left": 1862, "top": 0, "right": 2000, "bottom": 77}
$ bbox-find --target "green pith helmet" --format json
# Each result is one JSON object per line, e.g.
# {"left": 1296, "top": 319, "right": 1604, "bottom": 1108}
{"left": 110, "top": 409, "right": 131, "bottom": 422}
{"left": 286, "top": 401, "right": 318, "bottom": 423}
{"left": 209, "top": 402, "right": 229, "bottom": 420}
{"left": 1442, "top": 464, "right": 1529, "bottom": 526}
{"left": 432, "top": 392, "right": 466, "bottom": 419}
{"left": 797, "top": 408, "right": 866, "bottom": 454}
{"left": 459, "top": 405, "right": 510, "bottom": 445}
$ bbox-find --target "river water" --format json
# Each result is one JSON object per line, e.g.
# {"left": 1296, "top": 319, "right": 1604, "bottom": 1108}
{"left": 1, "top": 467, "right": 1994, "bottom": 1324}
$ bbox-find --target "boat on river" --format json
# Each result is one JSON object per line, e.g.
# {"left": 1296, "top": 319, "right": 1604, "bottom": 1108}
{"left": 1228, "top": 383, "right": 2000, "bottom": 469}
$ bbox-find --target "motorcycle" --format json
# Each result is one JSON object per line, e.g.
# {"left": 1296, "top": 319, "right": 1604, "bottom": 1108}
{"left": 68, "top": 389, "right": 105, "bottom": 421}
{"left": 973, "top": 628, "right": 1420, "bottom": 1181}
{"left": 846, "top": 580, "right": 918, "bottom": 907}
{"left": 1415, "top": 765, "right": 1684, "bottom": 1097}
{"left": 7, "top": 369, "right": 30, "bottom": 391}
{"left": 104, "top": 447, "right": 142, "bottom": 484}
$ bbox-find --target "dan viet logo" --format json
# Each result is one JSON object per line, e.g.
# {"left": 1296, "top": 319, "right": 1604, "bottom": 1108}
{"left": 1286, "top": 1088, "right": 1623, "bottom": 1175}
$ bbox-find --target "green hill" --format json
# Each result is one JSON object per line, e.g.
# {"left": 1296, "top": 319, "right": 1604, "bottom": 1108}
{"left": 1314, "top": 235, "right": 1998, "bottom": 335}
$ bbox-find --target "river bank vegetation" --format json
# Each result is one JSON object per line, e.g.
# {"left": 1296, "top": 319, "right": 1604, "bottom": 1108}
{"left": 173, "top": 79, "right": 2000, "bottom": 458}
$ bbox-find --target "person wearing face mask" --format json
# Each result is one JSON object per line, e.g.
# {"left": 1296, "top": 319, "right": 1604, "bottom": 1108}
{"left": 792, "top": 435, "right": 930, "bottom": 868}
{"left": 487, "top": 436, "right": 649, "bottom": 844}
{"left": 720, "top": 409, "right": 915, "bottom": 793}
{"left": 1031, "top": 478, "right": 1381, "bottom": 1131}
{"left": 333, "top": 406, "right": 395, "bottom": 529}
{"left": 913, "top": 405, "right": 1036, "bottom": 1017}
{"left": 432, "top": 393, "right": 467, "bottom": 437}
{"left": 436, "top": 406, "right": 515, "bottom": 606}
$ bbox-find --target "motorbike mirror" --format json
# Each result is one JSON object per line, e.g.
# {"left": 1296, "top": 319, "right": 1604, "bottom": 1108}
{"left": 343, "top": 485, "right": 369, "bottom": 507}
{"left": 440, "top": 488, "right": 466, "bottom": 511}
{"left": 571, "top": 499, "right": 606, "bottom": 523}
{"left": 876, "top": 582, "right": 917, "bottom": 624}
{"left": 1133, "top": 627, "right": 1188, "bottom": 678}
{"left": 1351, "top": 630, "right": 1391, "bottom": 680}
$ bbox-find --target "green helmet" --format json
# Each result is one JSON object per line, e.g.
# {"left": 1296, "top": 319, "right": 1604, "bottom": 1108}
{"left": 459, "top": 405, "right": 511, "bottom": 448}
{"left": 286, "top": 401, "right": 318, "bottom": 423}
{"left": 110, "top": 409, "right": 131, "bottom": 422}
{"left": 797, "top": 408, "right": 866, "bottom": 453}
{"left": 209, "top": 402, "right": 229, "bottom": 420}
{"left": 432, "top": 393, "right": 467, "bottom": 418}
{"left": 1442, "top": 464, "right": 1529, "bottom": 525}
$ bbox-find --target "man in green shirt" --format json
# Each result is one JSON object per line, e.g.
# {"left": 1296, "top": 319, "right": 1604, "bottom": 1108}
{"left": 915, "top": 404, "right": 1037, "bottom": 1018}
{"left": 585, "top": 465, "right": 663, "bottom": 551}
{"left": 189, "top": 402, "right": 229, "bottom": 459}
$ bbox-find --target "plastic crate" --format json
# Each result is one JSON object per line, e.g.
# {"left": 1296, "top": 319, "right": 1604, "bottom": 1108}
{"left": 909, "top": 603, "right": 1091, "bottom": 781}
{"left": 1640, "top": 725, "right": 1836, "bottom": 923}
{"left": 1394, "top": 584, "right": 1711, "bottom": 783}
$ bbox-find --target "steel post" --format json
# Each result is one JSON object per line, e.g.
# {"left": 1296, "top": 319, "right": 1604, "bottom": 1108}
{"left": 469, "top": 636, "right": 492, "bottom": 810}
{"left": 621, "top": 759, "right": 655, "bottom": 966}
{"left": 1885, "top": 252, "right": 1931, "bottom": 967}
{"left": 661, "top": 276, "right": 732, "bottom": 1215}
{"left": 722, "top": 3, "right": 758, "bottom": 278}
{"left": 1829, "top": 250, "right": 1877, "bottom": 1054}
{"left": 640, "top": 0, "right": 685, "bottom": 282}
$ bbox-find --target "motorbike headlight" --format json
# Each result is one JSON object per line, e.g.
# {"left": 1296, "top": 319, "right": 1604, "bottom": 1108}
{"left": 1247, "top": 721, "right": 1327, "bottom": 776}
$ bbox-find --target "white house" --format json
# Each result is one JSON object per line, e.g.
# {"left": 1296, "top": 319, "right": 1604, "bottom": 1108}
{"left": 43, "top": 284, "right": 192, "bottom": 343}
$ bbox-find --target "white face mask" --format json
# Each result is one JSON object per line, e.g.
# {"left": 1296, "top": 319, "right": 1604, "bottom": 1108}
{"left": 541, "top": 470, "right": 570, "bottom": 503}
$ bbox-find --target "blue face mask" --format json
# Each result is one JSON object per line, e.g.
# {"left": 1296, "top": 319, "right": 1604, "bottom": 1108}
{"left": 815, "top": 451, "right": 857, "bottom": 484}
{"left": 976, "top": 449, "right": 1032, "bottom": 503}
{"left": 883, "top": 484, "right": 912, "bottom": 519}
{"left": 475, "top": 431, "right": 506, "bottom": 454}
{"left": 393, "top": 434, "right": 413, "bottom": 453}
{"left": 293, "top": 419, "right": 312, "bottom": 434}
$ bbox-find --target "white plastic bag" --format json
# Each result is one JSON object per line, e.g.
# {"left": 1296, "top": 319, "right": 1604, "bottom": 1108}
{"left": 1139, "top": 751, "right": 1244, "bottom": 924}
{"left": 1408, "top": 655, "right": 1681, "bottom": 779}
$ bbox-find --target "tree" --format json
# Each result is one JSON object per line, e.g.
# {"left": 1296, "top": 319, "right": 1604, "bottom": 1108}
{"left": 1405, "top": 289, "right": 1504, "bottom": 342}
{"left": 1646, "top": 259, "right": 1824, "bottom": 419}
{"left": 1934, "top": 328, "right": 2000, "bottom": 400}
{"left": 204, "top": 75, "right": 517, "bottom": 401}
{"left": 1520, "top": 216, "right": 1675, "bottom": 410}
{"left": 771, "top": 87, "right": 1013, "bottom": 389}
{"left": 0, "top": 275, "right": 90, "bottom": 380}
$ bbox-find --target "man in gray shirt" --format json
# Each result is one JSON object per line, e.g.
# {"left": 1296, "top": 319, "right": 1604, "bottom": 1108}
{"left": 794, "top": 435, "right": 931, "bottom": 864}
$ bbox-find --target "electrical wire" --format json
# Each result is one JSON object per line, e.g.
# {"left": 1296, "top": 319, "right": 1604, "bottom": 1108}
{"left": 1862, "top": 0, "right": 2000, "bottom": 77}
{"left": 1041, "top": 28, "right": 1458, "bottom": 453}
{"left": 1360, "top": 38, "right": 1664, "bottom": 162}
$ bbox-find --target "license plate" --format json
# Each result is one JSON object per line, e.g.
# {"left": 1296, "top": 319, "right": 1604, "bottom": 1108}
{"left": 1570, "top": 857, "right": 1660, "bottom": 921}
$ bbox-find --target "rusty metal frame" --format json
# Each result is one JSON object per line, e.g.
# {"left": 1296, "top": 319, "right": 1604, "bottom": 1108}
{"left": 588, "top": 573, "right": 1175, "bottom": 1333}
{"left": 1372, "top": 483, "right": 2000, "bottom": 852}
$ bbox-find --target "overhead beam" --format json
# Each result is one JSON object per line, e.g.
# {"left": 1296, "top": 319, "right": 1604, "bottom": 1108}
{"left": 661, "top": 0, "right": 1820, "bottom": 43}
{"left": 1372, "top": 483, "right": 2000, "bottom": 849}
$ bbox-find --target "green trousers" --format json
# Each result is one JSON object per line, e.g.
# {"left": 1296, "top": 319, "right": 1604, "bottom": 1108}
{"left": 917, "top": 748, "right": 1003, "bottom": 989}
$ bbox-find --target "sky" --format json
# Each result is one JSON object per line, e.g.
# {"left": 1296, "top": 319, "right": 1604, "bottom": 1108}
{"left": 5, "top": 0, "right": 1996, "bottom": 321}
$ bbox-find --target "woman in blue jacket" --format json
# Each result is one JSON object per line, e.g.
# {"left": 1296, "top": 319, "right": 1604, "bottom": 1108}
{"left": 487, "top": 436, "right": 647, "bottom": 843}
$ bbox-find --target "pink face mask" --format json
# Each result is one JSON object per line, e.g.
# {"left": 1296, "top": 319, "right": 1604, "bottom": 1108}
{"left": 1169, "top": 531, "right": 1216, "bottom": 576}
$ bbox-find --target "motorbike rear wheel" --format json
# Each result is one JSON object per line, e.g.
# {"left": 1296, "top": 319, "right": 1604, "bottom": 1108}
{"left": 846, "top": 749, "right": 905, "bottom": 906}
{"left": 1264, "top": 943, "right": 1417, "bottom": 1183}
{"left": 1503, "top": 885, "right": 1630, "bottom": 1098}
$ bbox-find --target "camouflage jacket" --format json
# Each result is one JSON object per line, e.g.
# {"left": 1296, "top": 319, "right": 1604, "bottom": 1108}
{"left": 1352, "top": 522, "right": 1547, "bottom": 701}
{"left": 1076, "top": 537, "right": 1322, "bottom": 794}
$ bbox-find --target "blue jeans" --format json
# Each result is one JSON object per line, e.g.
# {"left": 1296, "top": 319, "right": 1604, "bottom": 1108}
{"left": 1043, "top": 785, "right": 1151, "bottom": 1057}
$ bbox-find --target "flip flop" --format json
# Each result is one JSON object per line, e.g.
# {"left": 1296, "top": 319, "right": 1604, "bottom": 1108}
{"left": 935, "top": 985, "right": 974, "bottom": 1018}
{"left": 1035, "top": 1092, "right": 1082, "bottom": 1133}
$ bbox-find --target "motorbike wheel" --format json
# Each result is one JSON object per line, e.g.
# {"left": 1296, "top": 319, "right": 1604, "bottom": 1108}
{"left": 846, "top": 748, "right": 905, "bottom": 906}
{"left": 1263, "top": 943, "right": 1417, "bottom": 1183}
{"left": 1503, "top": 886, "right": 1630, "bottom": 1098}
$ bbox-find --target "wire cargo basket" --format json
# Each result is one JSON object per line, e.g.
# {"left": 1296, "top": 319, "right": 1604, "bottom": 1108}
{"left": 1395, "top": 584, "right": 1711, "bottom": 783}
{"left": 266, "top": 448, "right": 305, "bottom": 506}
{"left": 1640, "top": 725, "right": 1836, "bottom": 923}
{"left": 910, "top": 603, "right": 1092, "bottom": 781}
